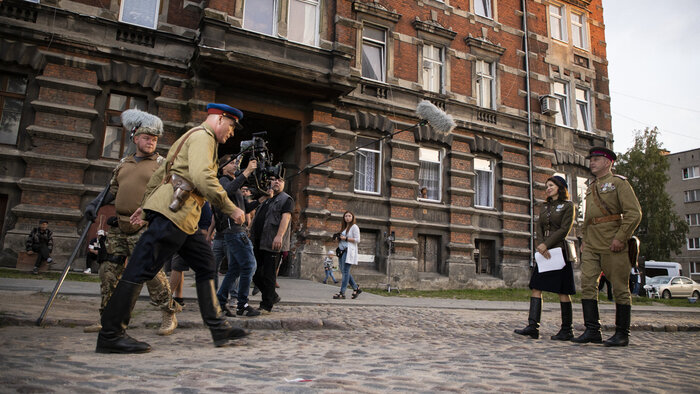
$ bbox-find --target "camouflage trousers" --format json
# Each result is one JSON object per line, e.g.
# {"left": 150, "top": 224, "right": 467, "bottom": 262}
{"left": 99, "top": 226, "right": 178, "bottom": 315}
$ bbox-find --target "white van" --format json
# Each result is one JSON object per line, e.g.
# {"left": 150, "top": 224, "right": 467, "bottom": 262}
{"left": 643, "top": 261, "right": 682, "bottom": 278}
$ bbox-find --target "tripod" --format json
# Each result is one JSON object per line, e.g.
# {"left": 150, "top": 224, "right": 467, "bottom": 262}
{"left": 379, "top": 231, "right": 399, "bottom": 293}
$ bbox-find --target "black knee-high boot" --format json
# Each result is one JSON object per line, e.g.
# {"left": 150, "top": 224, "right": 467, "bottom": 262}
{"left": 96, "top": 280, "right": 151, "bottom": 354}
{"left": 196, "top": 279, "right": 248, "bottom": 347}
{"left": 551, "top": 301, "right": 573, "bottom": 340}
{"left": 514, "top": 297, "right": 541, "bottom": 339}
{"left": 572, "top": 299, "right": 602, "bottom": 344}
{"left": 603, "top": 304, "right": 631, "bottom": 347}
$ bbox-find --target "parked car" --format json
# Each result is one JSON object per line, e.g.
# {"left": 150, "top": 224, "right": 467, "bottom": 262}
{"left": 643, "top": 276, "right": 700, "bottom": 299}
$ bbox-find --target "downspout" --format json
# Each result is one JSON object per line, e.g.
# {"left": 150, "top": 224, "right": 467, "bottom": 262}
{"left": 521, "top": 0, "right": 535, "bottom": 268}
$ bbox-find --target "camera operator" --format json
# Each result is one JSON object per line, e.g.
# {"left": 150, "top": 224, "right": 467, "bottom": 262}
{"left": 214, "top": 156, "right": 263, "bottom": 317}
{"left": 250, "top": 172, "right": 293, "bottom": 312}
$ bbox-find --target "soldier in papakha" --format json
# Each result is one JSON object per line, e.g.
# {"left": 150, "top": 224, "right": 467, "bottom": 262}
{"left": 83, "top": 109, "right": 181, "bottom": 336}
{"left": 95, "top": 103, "right": 247, "bottom": 354}
{"left": 572, "top": 146, "right": 642, "bottom": 347}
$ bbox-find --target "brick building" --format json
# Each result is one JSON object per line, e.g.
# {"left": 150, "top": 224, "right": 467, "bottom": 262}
{"left": 0, "top": 0, "right": 612, "bottom": 289}
{"left": 667, "top": 149, "right": 700, "bottom": 281}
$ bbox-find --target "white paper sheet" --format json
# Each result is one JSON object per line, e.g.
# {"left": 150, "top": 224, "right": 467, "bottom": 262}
{"left": 535, "top": 247, "right": 566, "bottom": 273}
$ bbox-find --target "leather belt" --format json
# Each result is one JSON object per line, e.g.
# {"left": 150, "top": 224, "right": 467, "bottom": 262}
{"left": 593, "top": 214, "right": 622, "bottom": 224}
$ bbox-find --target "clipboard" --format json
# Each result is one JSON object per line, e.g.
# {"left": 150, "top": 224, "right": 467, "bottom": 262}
{"left": 535, "top": 247, "right": 566, "bottom": 273}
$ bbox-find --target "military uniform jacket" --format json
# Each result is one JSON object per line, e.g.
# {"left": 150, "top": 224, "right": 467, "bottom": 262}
{"left": 536, "top": 199, "right": 575, "bottom": 252}
{"left": 582, "top": 172, "right": 642, "bottom": 252}
{"left": 142, "top": 122, "right": 238, "bottom": 234}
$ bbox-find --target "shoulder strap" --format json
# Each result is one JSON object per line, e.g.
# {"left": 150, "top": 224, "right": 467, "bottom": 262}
{"left": 591, "top": 180, "right": 613, "bottom": 216}
{"left": 162, "top": 126, "right": 204, "bottom": 185}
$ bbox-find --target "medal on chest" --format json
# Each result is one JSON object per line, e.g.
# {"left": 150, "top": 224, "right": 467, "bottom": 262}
{"left": 600, "top": 182, "right": 616, "bottom": 192}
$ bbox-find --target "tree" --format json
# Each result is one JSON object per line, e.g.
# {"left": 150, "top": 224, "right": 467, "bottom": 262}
{"left": 614, "top": 127, "right": 689, "bottom": 260}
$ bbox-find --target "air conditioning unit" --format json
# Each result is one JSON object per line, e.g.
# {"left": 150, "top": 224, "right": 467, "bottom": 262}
{"left": 540, "top": 95, "right": 559, "bottom": 116}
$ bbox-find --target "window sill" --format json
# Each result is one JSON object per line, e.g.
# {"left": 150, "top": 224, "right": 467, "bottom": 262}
{"left": 474, "top": 205, "right": 497, "bottom": 211}
{"left": 418, "top": 198, "right": 441, "bottom": 204}
{"left": 354, "top": 189, "right": 381, "bottom": 196}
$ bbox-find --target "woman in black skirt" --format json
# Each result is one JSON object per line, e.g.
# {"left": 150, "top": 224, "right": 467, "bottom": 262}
{"left": 515, "top": 175, "right": 576, "bottom": 340}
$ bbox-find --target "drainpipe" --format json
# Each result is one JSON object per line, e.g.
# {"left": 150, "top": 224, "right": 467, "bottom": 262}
{"left": 522, "top": 0, "right": 535, "bottom": 268}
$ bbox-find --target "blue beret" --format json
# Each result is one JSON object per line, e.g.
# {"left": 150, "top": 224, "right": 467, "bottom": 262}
{"left": 206, "top": 103, "right": 243, "bottom": 122}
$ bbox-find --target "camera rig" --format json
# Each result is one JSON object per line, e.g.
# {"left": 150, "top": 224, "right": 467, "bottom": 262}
{"left": 219, "top": 131, "right": 285, "bottom": 198}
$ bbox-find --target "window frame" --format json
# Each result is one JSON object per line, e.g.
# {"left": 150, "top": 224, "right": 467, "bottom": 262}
{"left": 687, "top": 213, "right": 700, "bottom": 226}
{"left": 101, "top": 92, "right": 149, "bottom": 160}
{"left": 549, "top": 3, "right": 567, "bottom": 42}
{"left": 685, "top": 189, "right": 700, "bottom": 203}
{"left": 571, "top": 11, "right": 588, "bottom": 49}
{"left": 422, "top": 44, "right": 445, "bottom": 94}
{"left": 575, "top": 87, "right": 592, "bottom": 132}
{"left": 418, "top": 147, "right": 443, "bottom": 202}
{"left": 553, "top": 81, "right": 570, "bottom": 127}
{"left": 474, "top": 157, "right": 495, "bottom": 209}
{"left": 682, "top": 166, "right": 700, "bottom": 180}
{"left": 474, "top": 0, "right": 493, "bottom": 19}
{"left": 287, "top": 0, "right": 320, "bottom": 47}
{"left": 361, "top": 25, "right": 387, "bottom": 83}
{"left": 243, "top": 0, "right": 279, "bottom": 37}
{"left": 576, "top": 176, "right": 588, "bottom": 222}
{"left": 475, "top": 60, "right": 495, "bottom": 109}
{"left": 118, "top": 0, "right": 160, "bottom": 30}
{"left": 0, "top": 72, "right": 28, "bottom": 146}
{"left": 689, "top": 238, "right": 700, "bottom": 250}
{"left": 354, "top": 136, "right": 382, "bottom": 195}
{"left": 691, "top": 262, "right": 699, "bottom": 274}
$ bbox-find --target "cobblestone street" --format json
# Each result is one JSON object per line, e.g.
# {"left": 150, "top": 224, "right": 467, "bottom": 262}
{"left": 1, "top": 298, "right": 698, "bottom": 393}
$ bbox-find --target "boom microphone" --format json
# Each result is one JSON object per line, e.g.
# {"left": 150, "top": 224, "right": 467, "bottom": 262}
{"left": 416, "top": 100, "right": 455, "bottom": 134}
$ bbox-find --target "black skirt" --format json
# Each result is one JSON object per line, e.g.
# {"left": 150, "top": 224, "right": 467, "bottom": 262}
{"left": 529, "top": 260, "right": 576, "bottom": 295}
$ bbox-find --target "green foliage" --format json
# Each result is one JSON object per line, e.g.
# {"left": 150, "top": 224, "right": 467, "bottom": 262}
{"left": 615, "top": 127, "right": 689, "bottom": 259}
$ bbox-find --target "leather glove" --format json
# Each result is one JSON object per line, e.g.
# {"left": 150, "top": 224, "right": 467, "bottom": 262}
{"left": 84, "top": 200, "right": 98, "bottom": 222}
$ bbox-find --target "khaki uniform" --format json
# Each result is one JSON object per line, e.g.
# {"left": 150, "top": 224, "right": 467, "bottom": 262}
{"left": 98, "top": 153, "right": 178, "bottom": 315}
{"left": 142, "top": 123, "right": 237, "bottom": 234}
{"left": 581, "top": 172, "right": 642, "bottom": 305}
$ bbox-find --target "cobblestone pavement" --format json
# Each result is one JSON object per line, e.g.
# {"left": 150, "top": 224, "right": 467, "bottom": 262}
{"left": 1, "top": 292, "right": 698, "bottom": 393}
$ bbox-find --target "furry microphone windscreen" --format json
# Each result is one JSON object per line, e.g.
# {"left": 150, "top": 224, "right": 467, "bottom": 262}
{"left": 121, "top": 109, "right": 163, "bottom": 134}
{"left": 416, "top": 100, "right": 456, "bottom": 134}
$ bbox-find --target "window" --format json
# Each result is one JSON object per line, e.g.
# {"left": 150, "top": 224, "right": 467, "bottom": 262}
{"left": 354, "top": 136, "right": 381, "bottom": 194}
{"left": 549, "top": 4, "right": 566, "bottom": 41}
{"left": 683, "top": 166, "right": 700, "bottom": 180}
{"left": 119, "top": 0, "right": 160, "bottom": 29}
{"left": 691, "top": 262, "right": 699, "bottom": 274}
{"left": 474, "top": 0, "right": 492, "bottom": 19}
{"left": 687, "top": 214, "right": 700, "bottom": 226}
{"left": 288, "top": 0, "right": 319, "bottom": 46}
{"left": 476, "top": 60, "right": 495, "bottom": 109}
{"left": 422, "top": 45, "right": 444, "bottom": 94}
{"left": 102, "top": 93, "right": 148, "bottom": 159}
{"left": 244, "top": 0, "right": 277, "bottom": 36}
{"left": 361, "top": 26, "right": 386, "bottom": 82}
{"left": 0, "top": 72, "right": 27, "bottom": 146}
{"left": 474, "top": 158, "right": 494, "bottom": 208}
{"left": 553, "top": 81, "right": 570, "bottom": 126}
{"left": 689, "top": 238, "right": 700, "bottom": 250}
{"left": 419, "top": 147, "right": 441, "bottom": 201}
{"left": 576, "top": 176, "right": 588, "bottom": 222}
{"left": 685, "top": 189, "right": 700, "bottom": 203}
{"left": 575, "top": 87, "right": 591, "bottom": 132}
{"left": 571, "top": 12, "right": 587, "bottom": 49}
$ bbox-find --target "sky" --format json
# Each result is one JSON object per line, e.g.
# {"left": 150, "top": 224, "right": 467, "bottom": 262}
{"left": 603, "top": 0, "right": 700, "bottom": 155}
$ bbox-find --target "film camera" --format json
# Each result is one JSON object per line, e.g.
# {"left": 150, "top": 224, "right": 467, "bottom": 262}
{"left": 226, "top": 132, "right": 285, "bottom": 198}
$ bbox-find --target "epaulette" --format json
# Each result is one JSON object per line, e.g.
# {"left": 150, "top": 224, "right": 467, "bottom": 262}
{"left": 613, "top": 174, "right": 627, "bottom": 180}
{"left": 156, "top": 155, "right": 166, "bottom": 165}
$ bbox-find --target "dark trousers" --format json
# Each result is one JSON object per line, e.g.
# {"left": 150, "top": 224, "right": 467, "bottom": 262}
{"left": 252, "top": 247, "right": 279, "bottom": 309}
{"left": 120, "top": 212, "right": 216, "bottom": 285}
{"left": 32, "top": 244, "right": 51, "bottom": 268}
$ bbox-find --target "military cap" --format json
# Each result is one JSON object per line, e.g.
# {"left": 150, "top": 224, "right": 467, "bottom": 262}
{"left": 121, "top": 109, "right": 163, "bottom": 137}
{"left": 206, "top": 103, "right": 244, "bottom": 129}
{"left": 587, "top": 146, "right": 617, "bottom": 161}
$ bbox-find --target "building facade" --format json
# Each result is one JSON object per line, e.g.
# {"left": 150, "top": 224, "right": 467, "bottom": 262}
{"left": 667, "top": 149, "right": 700, "bottom": 280}
{"left": 0, "top": 0, "right": 612, "bottom": 289}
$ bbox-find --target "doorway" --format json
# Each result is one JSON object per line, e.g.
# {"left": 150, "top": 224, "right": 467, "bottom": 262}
{"left": 418, "top": 234, "right": 440, "bottom": 273}
{"left": 474, "top": 238, "right": 496, "bottom": 275}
